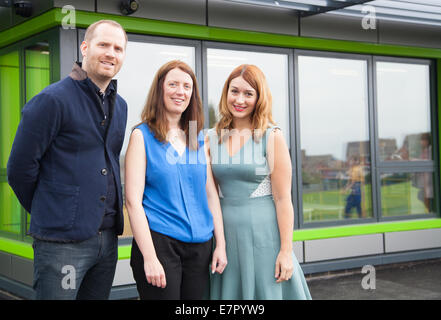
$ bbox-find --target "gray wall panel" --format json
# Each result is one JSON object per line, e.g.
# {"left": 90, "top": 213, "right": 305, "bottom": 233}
{"left": 53, "top": 0, "right": 95, "bottom": 11}
{"left": 112, "top": 259, "right": 135, "bottom": 286}
{"left": 293, "top": 241, "right": 304, "bottom": 263}
{"left": 0, "top": 7, "right": 12, "bottom": 33}
{"left": 385, "top": 228, "right": 441, "bottom": 253}
{"left": 305, "top": 234, "right": 384, "bottom": 262}
{"left": 59, "top": 28, "right": 78, "bottom": 79}
{"left": 300, "top": 13, "right": 378, "bottom": 43}
{"left": 0, "top": 252, "right": 12, "bottom": 278}
{"left": 11, "top": 0, "right": 53, "bottom": 27}
{"left": 379, "top": 20, "right": 441, "bottom": 49}
{"left": 97, "top": 0, "right": 206, "bottom": 26}
{"left": 77, "top": 28, "right": 85, "bottom": 62}
{"left": 208, "top": 0, "right": 298, "bottom": 36}
{"left": 11, "top": 256, "right": 33, "bottom": 286}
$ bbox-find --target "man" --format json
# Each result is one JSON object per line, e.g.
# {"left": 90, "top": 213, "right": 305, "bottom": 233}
{"left": 7, "top": 20, "right": 128, "bottom": 299}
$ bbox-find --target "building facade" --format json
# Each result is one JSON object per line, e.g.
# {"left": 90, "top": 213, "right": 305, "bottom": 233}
{"left": 0, "top": 0, "right": 440, "bottom": 299}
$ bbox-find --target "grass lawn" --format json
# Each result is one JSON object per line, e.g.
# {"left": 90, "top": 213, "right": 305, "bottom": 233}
{"left": 303, "top": 181, "right": 428, "bottom": 222}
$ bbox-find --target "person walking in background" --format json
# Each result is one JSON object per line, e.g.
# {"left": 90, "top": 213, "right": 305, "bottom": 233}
{"left": 343, "top": 156, "right": 364, "bottom": 219}
{"left": 7, "top": 20, "right": 128, "bottom": 299}
{"left": 124, "top": 60, "right": 227, "bottom": 300}
{"left": 208, "top": 64, "right": 311, "bottom": 300}
{"left": 415, "top": 133, "right": 433, "bottom": 212}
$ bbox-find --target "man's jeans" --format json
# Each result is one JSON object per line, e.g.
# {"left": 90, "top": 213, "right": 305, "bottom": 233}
{"left": 32, "top": 228, "right": 118, "bottom": 300}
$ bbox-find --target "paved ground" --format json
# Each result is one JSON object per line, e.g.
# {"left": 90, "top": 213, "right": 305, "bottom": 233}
{"left": 307, "top": 258, "right": 441, "bottom": 300}
{"left": 2, "top": 258, "right": 441, "bottom": 300}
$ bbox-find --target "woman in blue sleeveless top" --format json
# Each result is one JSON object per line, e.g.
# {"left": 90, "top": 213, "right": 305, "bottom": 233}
{"left": 125, "top": 60, "right": 227, "bottom": 300}
{"left": 208, "top": 64, "right": 311, "bottom": 299}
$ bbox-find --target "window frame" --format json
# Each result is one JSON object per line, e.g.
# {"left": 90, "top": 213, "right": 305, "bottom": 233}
{"left": 0, "top": 48, "right": 22, "bottom": 240}
{"left": 0, "top": 28, "right": 59, "bottom": 242}
{"left": 372, "top": 55, "right": 439, "bottom": 222}
{"left": 202, "top": 41, "right": 298, "bottom": 225}
{"left": 294, "top": 49, "right": 377, "bottom": 229}
{"left": 295, "top": 50, "right": 439, "bottom": 228}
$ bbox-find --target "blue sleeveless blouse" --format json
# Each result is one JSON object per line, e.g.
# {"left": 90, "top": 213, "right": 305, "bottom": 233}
{"left": 137, "top": 123, "right": 213, "bottom": 243}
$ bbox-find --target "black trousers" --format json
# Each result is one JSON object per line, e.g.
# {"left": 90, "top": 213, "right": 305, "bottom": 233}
{"left": 130, "top": 231, "right": 213, "bottom": 300}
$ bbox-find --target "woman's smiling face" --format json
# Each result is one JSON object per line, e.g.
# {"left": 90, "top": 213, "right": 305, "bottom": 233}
{"left": 227, "top": 76, "right": 257, "bottom": 121}
{"left": 162, "top": 67, "right": 193, "bottom": 117}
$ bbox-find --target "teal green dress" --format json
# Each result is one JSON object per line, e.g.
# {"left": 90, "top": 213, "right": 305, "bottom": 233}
{"left": 208, "top": 127, "right": 312, "bottom": 300}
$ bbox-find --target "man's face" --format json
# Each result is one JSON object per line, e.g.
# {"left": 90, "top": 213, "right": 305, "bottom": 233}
{"left": 80, "top": 23, "right": 126, "bottom": 82}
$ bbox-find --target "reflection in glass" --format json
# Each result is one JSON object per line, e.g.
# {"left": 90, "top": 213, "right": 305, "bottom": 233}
{"left": 0, "top": 183, "right": 21, "bottom": 234}
{"left": 115, "top": 41, "right": 195, "bottom": 237}
{"left": 381, "top": 172, "right": 434, "bottom": 217}
{"left": 25, "top": 42, "right": 50, "bottom": 102}
{"left": 24, "top": 42, "right": 51, "bottom": 233}
{"left": 376, "top": 62, "right": 432, "bottom": 162}
{"left": 298, "top": 56, "right": 372, "bottom": 222}
{"left": 0, "top": 50, "right": 22, "bottom": 234}
{"left": 206, "top": 48, "right": 290, "bottom": 143}
{"left": 117, "top": 42, "right": 195, "bottom": 162}
{"left": 0, "top": 51, "right": 21, "bottom": 168}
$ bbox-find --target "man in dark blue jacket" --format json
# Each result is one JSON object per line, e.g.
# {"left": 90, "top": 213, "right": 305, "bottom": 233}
{"left": 7, "top": 20, "right": 128, "bottom": 299}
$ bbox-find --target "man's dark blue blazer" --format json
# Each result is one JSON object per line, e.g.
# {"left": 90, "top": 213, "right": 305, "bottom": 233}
{"left": 7, "top": 62, "right": 128, "bottom": 242}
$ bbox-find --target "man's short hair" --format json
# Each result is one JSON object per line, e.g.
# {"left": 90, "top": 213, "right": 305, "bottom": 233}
{"left": 84, "top": 20, "right": 128, "bottom": 44}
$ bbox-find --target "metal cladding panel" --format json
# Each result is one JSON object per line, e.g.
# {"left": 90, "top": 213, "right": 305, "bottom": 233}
{"left": 59, "top": 28, "right": 78, "bottom": 79}
{"left": 300, "top": 13, "right": 378, "bottom": 43}
{"left": 379, "top": 20, "right": 441, "bottom": 49}
{"left": 112, "top": 259, "right": 135, "bottom": 286}
{"left": 305, "top": 234, "right": 384, "bottom": 262}
{"left": 11, "top": 0, "right": 53, "bottom": 27}
{"left": 293, "top": 241, "right": 304, "bottom": 263}
{"left": 385, "top": 228, "right": 441, "bottom": 253}
{"left": 53, "top": 0, "right": 95, "bottom": 11}
{"left": 208, "top": 0, "right": 299, "bottom": 36}
{"left": 0, "top": 8, "right": 12, "bottom": 33}
{"left": 11, "top": 255, "right": 33, "bottom": 286}
{"left": 97, "top": 0, "right": 206, "bottom": 26}
{"left": 0, "top": 252, "right": 12, "bottom": 279}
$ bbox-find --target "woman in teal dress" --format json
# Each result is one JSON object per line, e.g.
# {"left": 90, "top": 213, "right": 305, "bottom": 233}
{"left": 207, "top": 64, "right": 311, "bottom": 300}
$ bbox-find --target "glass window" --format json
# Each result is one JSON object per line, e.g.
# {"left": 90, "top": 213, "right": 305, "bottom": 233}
{"left": 0, "top": 50, "right": 21, "bottom": 234}
{"left": 24, "top": 42, "right": 51, "bottom": 232}
{"left": 381, "top": 171, "right": 434, "bottom": 217}
{"left": 25, "top": 43, "right": 50, "bottom": 102}
{"left": 0, "top": 51, "right": 21, "bottom": 234}
{"left": 0, "top": 51, "right": 21, "bottom": 170}
{"left": 206, "top": 48, "right": 290, "bottom": 143}
{"left": 115, "top": 40, "right": 196, "bottom": 238}
{"left": 298, "top": 55, "right": 373, "bottom": 223}
{"left": 376, "top": 61, "right": 432, "bottom": 162}
{"left": 0, "top": 43, "right": 51, "bottom": 237}
{"left": 0, "top": 183, "right": 21, "bottom": 234}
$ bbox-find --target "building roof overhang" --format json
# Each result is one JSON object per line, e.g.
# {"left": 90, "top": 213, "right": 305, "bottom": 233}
{"left": 225, "top": 0, "right": 441, "bottom": 26}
